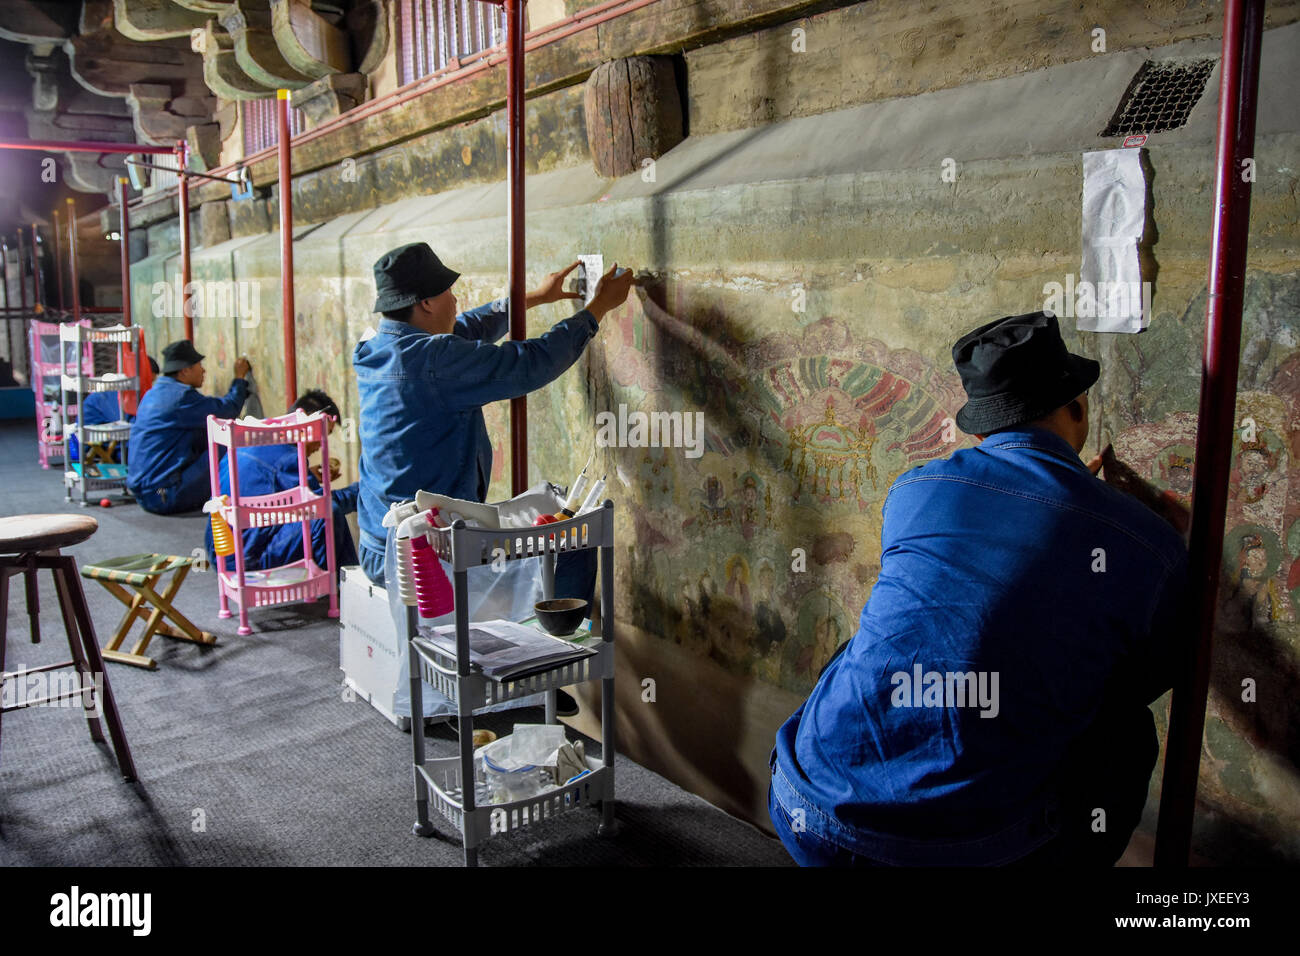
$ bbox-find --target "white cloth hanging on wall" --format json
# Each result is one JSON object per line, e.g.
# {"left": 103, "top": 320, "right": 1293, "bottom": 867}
{"left": 1079, "top": 149, "right": 1149, "bottom": 334}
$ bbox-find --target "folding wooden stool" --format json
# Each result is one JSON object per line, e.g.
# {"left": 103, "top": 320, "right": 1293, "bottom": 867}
{"left": 80, "top": 554, "right": 216, "bottom": 670}
{"left": 81, "top": 441, "right": 120, "bottom": 470}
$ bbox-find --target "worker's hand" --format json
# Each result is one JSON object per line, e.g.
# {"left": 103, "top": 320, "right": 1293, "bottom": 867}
{"left": 586, "top": 263, "right": 636, "bottom": 322}
{"left": 1086, "top": 452, "right": 1104, "bottom": 476}
{"left": 527, "top": 261, "right": 585, "bottom": 307}
{"left": 233, "top": 356, "right": 251, "bottom": 380}
{"left": 310, "top": 458, "right": 342, "bottom": 483}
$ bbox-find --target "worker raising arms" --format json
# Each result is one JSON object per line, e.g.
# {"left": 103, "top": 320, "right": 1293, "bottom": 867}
{"left": 353, "top": 242, "right": 635, "bottom": 586}
{"left": 127, "top": 339, "right": 251, "bottom": 515}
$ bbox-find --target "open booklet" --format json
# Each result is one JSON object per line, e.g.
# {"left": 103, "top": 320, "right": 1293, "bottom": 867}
{"left": 416, "top": 618, "right": 596, "bottom": 681}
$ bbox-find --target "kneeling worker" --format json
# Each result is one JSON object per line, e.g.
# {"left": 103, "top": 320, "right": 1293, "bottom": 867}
{"left": 206, "top": 389, "right": 359, "bottom": 573}
{"left": 769, "top": 312, "right": 1189, "bottom": 866}
{"left": 128, "top": 340, "right": 251, "bottom": 515}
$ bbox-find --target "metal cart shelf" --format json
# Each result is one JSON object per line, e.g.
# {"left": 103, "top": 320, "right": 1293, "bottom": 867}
{"left": 58, "top": 322, "right": 141, "bottom": 505}
{"left": 406, "top": 500, "right": 616, "bottom": 866}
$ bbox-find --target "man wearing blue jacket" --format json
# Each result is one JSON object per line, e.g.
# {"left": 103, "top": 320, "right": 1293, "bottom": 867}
{"left": 128, "top": 340, "right": 251, "bottom": 515}
{"left": 353, "top": 242, "right": 634, "bottom": 585}
{"left": 206, "top": 389, "right": 359, "bottom": 573}
{"left": 769, "top": 312, "right": 1189, "bottom": 866}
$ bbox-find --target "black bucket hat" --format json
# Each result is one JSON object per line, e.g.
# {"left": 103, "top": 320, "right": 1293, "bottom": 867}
{"left": 161, "top": 339, "right": 204, "bottom": 374}
{"left": 372, "top": 242, "right": 461, "bottom": 313}
{"left": 952, "top": 311, "right": 1100, "bottom": 435}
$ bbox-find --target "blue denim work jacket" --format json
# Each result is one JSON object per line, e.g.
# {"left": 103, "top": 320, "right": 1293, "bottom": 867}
{"left": 204, "top": 443, "right": 359, "bottom": 571}
{"left": 772, "top": 427, "right": 1189, "bottom": 864}
{"left": 352, "top": 301, "right": 599, "bottom": 558}
{"left": 126, "top": 374, "right": 250, "bottom": 495}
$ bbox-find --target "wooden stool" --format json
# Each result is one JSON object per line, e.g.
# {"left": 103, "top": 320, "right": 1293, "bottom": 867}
{"left": 0, "top": 514, "right": 137, "bottom": 781}
{"left": 80, "top": 554, "right": 216, "bottom": 670}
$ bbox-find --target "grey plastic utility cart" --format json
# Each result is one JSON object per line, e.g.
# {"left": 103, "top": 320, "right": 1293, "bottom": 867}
{"left": 406, "top": 500, "right": 616, "bottom": 867}
{"left": 59, "top": 323, "right": 141, "bottom": 505}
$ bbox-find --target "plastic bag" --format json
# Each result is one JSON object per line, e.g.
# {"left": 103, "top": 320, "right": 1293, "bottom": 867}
{"left": 385, "top": 509, "right": 546, "bottom": 720}
{"left": 241, "top": 369, "right": 265, "bottom": 420}
{"left": 499, "top": 724, "right": 567, "bottom": 769}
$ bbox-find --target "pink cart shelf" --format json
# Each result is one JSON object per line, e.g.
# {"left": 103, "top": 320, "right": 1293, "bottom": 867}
{"left": 28, "top": 319, "right": 91, "bottom": 470}
{"left": 207, "top": 409, "right": 339, "bottom": 635}
{"left": 217, "top": 558, "right": 333, "bottom": 611}
{"left": 217, "top": 485, "right": 330, "bottom": 527}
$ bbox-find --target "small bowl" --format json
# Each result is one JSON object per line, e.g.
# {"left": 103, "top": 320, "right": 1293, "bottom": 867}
{"left": 534, "top": 598, "right": 589, "bottom": 637}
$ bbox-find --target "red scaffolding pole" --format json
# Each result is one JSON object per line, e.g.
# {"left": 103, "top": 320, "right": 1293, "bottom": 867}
{"left": 29, "top": 223, "right": 42, "bottom": 314}
{"left": 1154, "top": 0, "right": 1266, "bottom": 866}
{"left": 0, "top": 241, "right": 9, "bottom": 367}
{"left": 504, "top": 0, "right": 527, "bottom": 496}
{"left": 52, "top": 206, "right": 64, "bottom": 312}
{"left": 278, "top": 89, "right": 297, "bottom": 408}
{"left": 66, "top": 199, "right": 80, "bottom": 324}
{"left": 16, "top": 229, "right": 29, "bottom": 319}
{"left": 177, "top": 140, "right": 193, "bottom": 340}
{"left": 119, "top": 177, "right": 131, "bottom": 327}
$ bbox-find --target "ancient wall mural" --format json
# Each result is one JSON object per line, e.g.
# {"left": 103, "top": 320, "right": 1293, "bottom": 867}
{"left": 127, "top": 224, "right": 1300, "bottom": 858}
{"left": 522, "top": 274, "right": 972, "bottom": 697}
{"left": 1107, "top": 272, "right": 1300, "bottom": 859}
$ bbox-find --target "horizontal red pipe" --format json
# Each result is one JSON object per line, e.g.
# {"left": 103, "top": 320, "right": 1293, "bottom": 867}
{"left": 0, "top": 305, "right": 120, "bottom": 314}
{"left": 0, "top": 138, "right": 175, "bottom": 156}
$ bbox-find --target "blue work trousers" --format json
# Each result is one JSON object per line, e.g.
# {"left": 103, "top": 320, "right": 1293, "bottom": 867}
{"left": 134, "top": 452, "right": 211, "bottom": 516}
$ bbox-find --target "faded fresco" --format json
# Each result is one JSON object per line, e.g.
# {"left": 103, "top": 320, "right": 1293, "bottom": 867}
{"left": 526, "top": 274, "right": 972, "bottom": 697}
{"left": 129, "top": 232, "right": 1300, "bottom": 860}
{"left": 1106, "top": 272, "right": 1300, "bottom": 860}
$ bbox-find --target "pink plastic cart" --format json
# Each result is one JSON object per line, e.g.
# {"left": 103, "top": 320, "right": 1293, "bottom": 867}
{"left": 28, "top": 318, "right": 90, "bottom": 469}
{"left": 206, "top": 409, "right": 339, "bottom": 635}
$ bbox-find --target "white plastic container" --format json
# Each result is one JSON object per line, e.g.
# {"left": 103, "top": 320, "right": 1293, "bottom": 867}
{"left": 339, "top": 565, "right": 429, "bottom": 730}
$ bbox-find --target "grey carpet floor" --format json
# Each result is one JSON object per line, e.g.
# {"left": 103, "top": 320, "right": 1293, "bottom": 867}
{"left": 0, "top": 421, "right": 790, "bottom": 866}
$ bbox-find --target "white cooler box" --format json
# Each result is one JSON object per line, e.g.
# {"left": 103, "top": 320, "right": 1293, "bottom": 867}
{"left": 339, "top": 565, "right": 546, "bottom": 730}
{"left": 339, "top": 565, "right": 423, "bottom": 731}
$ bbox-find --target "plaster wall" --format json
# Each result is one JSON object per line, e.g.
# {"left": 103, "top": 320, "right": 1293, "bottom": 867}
{"left": 127, "top": 6, "right": 1300, "bottom": 861}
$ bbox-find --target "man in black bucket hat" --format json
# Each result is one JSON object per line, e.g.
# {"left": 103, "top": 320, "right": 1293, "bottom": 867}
{"left": 370, "top": 242, "right": 464, "bottom": 314}
{"left": 127, "top": 340, "right": 252, "bottom": 515}
{"left": 354, "top": 242, "right": 633, "bottom": 585}
{"left": 355, "top": 242, "right": 634, "bottom": 720}
{"left": 769, "top": 310, "right": 1189, "bottom": 867}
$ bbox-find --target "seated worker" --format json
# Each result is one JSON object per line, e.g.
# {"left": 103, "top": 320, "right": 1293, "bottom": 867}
{"left": 205, "top": 389, "right": 359, "bottom": 574}
{"left": 127, "top": 340, "right": 251, "bottom": 515}
{"left": 769, "top": 312, "right": 1189, "bottom": 866}
{"left": 353, "top": 242, "right": 634, "bottom": 584}
{"left": 68, "top": 357, "right": 159, "bottom": 464}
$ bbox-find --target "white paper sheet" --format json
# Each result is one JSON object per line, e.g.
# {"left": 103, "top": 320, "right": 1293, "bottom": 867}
{"left": 578, "top": 254, "right": 603, "bottom": 306}
{"left": 1079, "top": 149, "right": 1148, "bottom": 333}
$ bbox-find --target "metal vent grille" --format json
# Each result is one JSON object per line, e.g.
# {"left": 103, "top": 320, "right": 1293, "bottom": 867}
{"left": 1102, "top": 58, "right": 1216, "bottom": 137}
